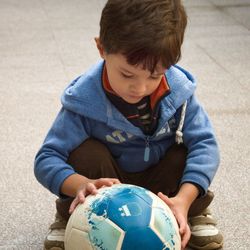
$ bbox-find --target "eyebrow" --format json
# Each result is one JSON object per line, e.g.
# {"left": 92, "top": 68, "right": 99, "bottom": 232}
{"left": 119, "top": 67, "right": 165, "bottom": 76}
{"left": 119, "top": 67, "right": 134, "bottom": 75}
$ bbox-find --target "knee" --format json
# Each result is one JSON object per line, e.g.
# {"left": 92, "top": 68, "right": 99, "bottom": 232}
{"left": 67, "top": 138, "right": 115, "bottom": 177}
{"left": 67, "top": 138, "right": 112, "bottom": 166}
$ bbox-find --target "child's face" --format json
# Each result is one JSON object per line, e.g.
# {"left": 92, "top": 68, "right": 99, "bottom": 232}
{"left": 103, "top": 53, "right": 166, "bottom": 104}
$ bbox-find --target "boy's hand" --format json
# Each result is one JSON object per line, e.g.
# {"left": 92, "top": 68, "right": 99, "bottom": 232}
{"left": 158, "top": 192, "right": 191, "bottom": 250}
{"left": 69, "top": 178, "right": 120, "bottom": 214}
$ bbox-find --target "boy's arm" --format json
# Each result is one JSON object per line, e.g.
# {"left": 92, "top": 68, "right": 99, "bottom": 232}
{"left": 181, "top": 95, "right": 220, "bottom": 195}
{"left": 175, "top": 183, "right": 199, "bottom": 211}
{"left": 34, "top": 108, "right": 89, "bottom": 198}
{"left": 60, "top": 173, "right": 89, "bottom": 197}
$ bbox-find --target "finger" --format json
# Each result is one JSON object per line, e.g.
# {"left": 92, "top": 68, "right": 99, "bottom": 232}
{"left": 177, "top": 215, "right": 186, "bottom": 235}
{"left": 102, "top": 178, "right": 120, "bottom": 184}
{"left": 77, "top": 190, "right": 86, "bottom": 203}
{"left": 69, "top": 198, "right": 79, "bottom": 214}
{"left": 111, "top": 178, "right": 121, "bottom": 184}
{"left": 95, "top": 178, "right": 119, "bottom": 188}
{"left": 104, "top": 181, "right": 113, "bottom": 187}
{"left": 181, "top": 224, "right": 191, "bottom": 249}
{"left": 158, "top": 192, "right": 174, "bottom": 207}
{"left": 69, "top": 191, "right": 86, "bottom": 214}
{"left": 86, "top": 183, "right": 98, "bottom": 195}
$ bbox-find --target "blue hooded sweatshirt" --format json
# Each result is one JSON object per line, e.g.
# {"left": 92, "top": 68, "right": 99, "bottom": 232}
{"left": 34, "top": 60, "right": 220, "bottom": 197}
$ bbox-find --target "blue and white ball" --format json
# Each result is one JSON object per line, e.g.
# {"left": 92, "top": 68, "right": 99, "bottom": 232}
{"left": 65, "top": 184, "right": 181, "bottom": 250}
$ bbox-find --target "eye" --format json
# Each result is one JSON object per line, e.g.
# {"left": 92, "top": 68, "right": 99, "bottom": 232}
{"left": 121, "top": 72, "right": 134, "bottom": 79}
{"left": 150, "top": 75, "right": 161, "bottom": 80}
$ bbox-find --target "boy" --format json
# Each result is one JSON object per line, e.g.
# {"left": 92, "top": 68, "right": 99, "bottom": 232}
{"left": 34, "top": 0, "right": 223, "bottom": 249}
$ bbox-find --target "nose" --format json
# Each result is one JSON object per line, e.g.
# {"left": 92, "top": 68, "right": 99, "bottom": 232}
{"left": 130, "top": 81, "right": 146, "bottom": 95}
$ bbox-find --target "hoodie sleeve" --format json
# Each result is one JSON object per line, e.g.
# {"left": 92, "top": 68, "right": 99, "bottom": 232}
{"left": 34, "top": 108, "right": 89, "bottom": 198}
{"left": 180, "top": 95, "right": 220, "bottom": 194}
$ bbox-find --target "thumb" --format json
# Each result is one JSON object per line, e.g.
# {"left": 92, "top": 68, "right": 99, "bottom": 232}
{"left": 158, "top": 192, "right": 174, "bottom": 207}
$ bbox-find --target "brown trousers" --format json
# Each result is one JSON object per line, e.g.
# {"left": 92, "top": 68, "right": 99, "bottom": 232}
{"left": 56, "top": 139, "right": 214, "bottom": 221}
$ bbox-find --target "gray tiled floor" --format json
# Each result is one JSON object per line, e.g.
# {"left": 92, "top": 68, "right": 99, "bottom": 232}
{"left": 0, "top": 0, "right": 249, "bottom": 249}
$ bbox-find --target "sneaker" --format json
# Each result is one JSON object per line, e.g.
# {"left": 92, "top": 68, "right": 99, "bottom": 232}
{"left": 43, "top": 213, "right": 67, "bottom": 250}
{"left": 188, "top": 208, "right": 223, "bottom": 250}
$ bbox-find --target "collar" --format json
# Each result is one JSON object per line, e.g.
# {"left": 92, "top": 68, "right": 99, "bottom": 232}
{"left": 102, "top": 65, "right": 170, "bottom": 110}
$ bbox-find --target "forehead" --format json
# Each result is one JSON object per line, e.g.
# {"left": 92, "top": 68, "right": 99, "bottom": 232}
{"left": 110, "top": 53, "right": 166, "bottom": 74}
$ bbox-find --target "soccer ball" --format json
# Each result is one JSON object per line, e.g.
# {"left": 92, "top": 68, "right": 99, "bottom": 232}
{"left": 64, "top": 184, "right": 181, "bottom": 250}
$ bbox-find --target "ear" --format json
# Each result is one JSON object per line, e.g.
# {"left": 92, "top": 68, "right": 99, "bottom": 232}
{"left": 95, "top": 37, "right": 105, "bottom": 59}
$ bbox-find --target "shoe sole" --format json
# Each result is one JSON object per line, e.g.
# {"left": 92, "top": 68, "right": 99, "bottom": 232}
{"left": 188, "top": 242, "right": 223, "bottom": 250}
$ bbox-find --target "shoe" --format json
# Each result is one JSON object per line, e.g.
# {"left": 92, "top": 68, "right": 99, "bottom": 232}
{"left": 188, "top": 208, "right": 223, "bottom": 250}
{"left": 43, "top": 213, "right": 67, "bottom": 250}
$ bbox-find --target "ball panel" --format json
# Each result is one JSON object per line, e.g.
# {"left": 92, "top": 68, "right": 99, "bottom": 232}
{"left": 148, "top": 191, "right": 170, "bottom": 210}
{"left": 65, "top": 228, "right": 93, "bottom": 250}
{"left": 150, "top": 207, "right": 181, "bottom": 250}
{"left": 107, "top": 192, "right": 152, "bottom": 230}
{"left": 89, "top": 218, "right": 124, "bottom": 250}
{"left": 121, "top": 227, "right": 165, "bottom": 250}
{"left": 127, "top": 185, "right": 153, "bottom": 206}
{"left": 148, "top": 191, "right": 180, "bottom": 237}
{"left": 69, "top": 202, "right": 92, "bottom": 231}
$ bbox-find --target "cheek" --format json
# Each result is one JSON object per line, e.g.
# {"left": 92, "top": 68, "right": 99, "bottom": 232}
{"left": 109, "top": 75, "right": 127, "bottom": 93}
{"left": 146, "top": 81, "right": 161, "bottom": 94}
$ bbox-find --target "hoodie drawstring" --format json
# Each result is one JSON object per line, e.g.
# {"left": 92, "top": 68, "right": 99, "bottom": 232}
{"left": 175, "top": 100, "right": 187, "bottom": 144}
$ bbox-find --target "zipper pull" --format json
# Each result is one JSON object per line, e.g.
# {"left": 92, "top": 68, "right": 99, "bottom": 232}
{"left": 144, "top": 137, "right": 150, "bottom": 162}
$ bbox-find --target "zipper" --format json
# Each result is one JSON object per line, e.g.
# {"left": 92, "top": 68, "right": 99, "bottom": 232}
{"left": 143, "top": 119, "right": 170, "bottom": 162}
{"left": 144, "top": 136, "right": 150, "bottom": 162}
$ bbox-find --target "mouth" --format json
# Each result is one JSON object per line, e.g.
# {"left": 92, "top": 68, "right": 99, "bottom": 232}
{"left": 129, "top": 94, "right": 144, "bottom": 99}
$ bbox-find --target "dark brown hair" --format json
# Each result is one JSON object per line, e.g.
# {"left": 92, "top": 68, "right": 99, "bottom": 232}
{"left": 99, "top": 0, "right": 187, "bottom": 72}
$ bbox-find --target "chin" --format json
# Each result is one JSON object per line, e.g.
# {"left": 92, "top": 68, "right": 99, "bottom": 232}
{"left": 123, "top": 97, "right": 143, "bottom": 104}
